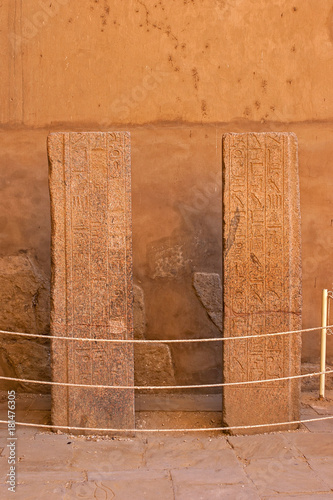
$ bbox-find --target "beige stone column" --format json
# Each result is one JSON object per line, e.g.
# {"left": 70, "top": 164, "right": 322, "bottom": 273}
{"left": 48, "top": 132, "right": 134, "bottom": 433}
{"left": 222, "top": 132, "right": 302, "bottom": 434}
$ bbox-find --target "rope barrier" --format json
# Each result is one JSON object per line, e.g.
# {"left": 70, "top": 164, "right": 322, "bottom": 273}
{"left": 0, "top": 415, "right": 332, "bottom": 433}
{"left": 1, "top": 319, "right": 331, "bottom": 433}
{"left": 0, "top": 324, "right": 330, "bottom": 344}
{"left": 1, "top": 369, "right": 332, "bottom": 390}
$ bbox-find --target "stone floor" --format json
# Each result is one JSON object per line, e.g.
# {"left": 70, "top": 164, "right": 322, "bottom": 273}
{"left": 0, "top": 390, "right": 332, "bottom": 499}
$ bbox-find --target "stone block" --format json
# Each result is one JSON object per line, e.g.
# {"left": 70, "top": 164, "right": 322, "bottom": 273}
{"left": 132, "top": 284, "right": 176, "bottom": 388}
{"left": 145, "top": 444, "right": 240, "bottom": 470}
{"left": 193, "top": 272, "right": 222, "bottom": 331}
{"left": 222, "top": 132, "right": 302, "bottom": 433}
{"left": 134, "top": 344, "right": 175, "bottom": 388}
{"left": 70, "top": 437, "right": 145, "bottom": 472}
{"left": 285, "top": 432, "right": 333, "bottom": 458}
{"left": 171, "top": 467, "right": 249, "bottom": 492}
{"left": 48, "top": 132, "right": 134, "bottom": 433}
{"left": 173, "top": 483, "right": 260, "bottom": 500}
{"left": 0, "top": 253, "right": 50, "bottom": 392}
{"left": 81, "top": 472, "right": 174, "bottom": 500}
{"left": 307, "top": 458, "right": 333, "bottom": 489}
{"left": 244, "top": 457, "right": 330, "bottom": 495}
{"left": 227, "top": 433, "right": 300, "bottom": 460}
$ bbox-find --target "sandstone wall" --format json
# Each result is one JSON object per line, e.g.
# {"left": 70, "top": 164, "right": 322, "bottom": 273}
{"left": 1, "top": 0, "right": 333, "bottom": 391}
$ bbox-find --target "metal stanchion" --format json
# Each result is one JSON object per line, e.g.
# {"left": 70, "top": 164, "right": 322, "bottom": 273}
{"left": 320, "top": 289, "right": 328, "bottom": 399}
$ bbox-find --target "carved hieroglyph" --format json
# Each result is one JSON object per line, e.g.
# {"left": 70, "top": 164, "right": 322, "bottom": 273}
{"left": 48, "top": 132, "right": 134, "bottom": 432}
{"left": 222, "top": 132, "right": 302, "bottom": 433}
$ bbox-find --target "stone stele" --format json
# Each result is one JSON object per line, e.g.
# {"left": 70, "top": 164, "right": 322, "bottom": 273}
{"left": 48, "top": 132, "right": 134, "bottom": 433}
{"left": 222, "top": 132, "right": 302, "bottom": 434}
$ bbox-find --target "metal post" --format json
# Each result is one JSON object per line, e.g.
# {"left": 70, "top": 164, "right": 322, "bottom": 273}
{"left": 319, "top": 289, "right": 328, "bottom": 399}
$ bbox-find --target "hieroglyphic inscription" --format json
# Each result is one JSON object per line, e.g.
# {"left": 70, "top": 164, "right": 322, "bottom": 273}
{"left": 222, "top": 133, "right": 302, "bottom": 433}
{"left": 48, "top": 132, "right": 134, "bottom": 432}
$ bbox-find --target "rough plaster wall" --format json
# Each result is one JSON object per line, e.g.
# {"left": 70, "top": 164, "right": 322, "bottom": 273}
{"left": 2, "top": 0, "right": 333, "bottom": 125}
{"left": 0, "top": 0, "right": 333, "bottom": 391}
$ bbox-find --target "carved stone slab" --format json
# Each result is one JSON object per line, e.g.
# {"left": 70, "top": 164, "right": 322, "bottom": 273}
{"left": 222, "top": 132, "right": 302, "bottom": 434}
{"left": 48, "top": 132, "right": 134, "bottom": 432}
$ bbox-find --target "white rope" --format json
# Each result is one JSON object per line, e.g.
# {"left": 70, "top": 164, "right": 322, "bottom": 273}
{"left": 0, "top": 324, "right": 330, "bottom": 344}
{"left": 1, "top": 370, "right": 332, "bottom": 390}
{"left": 0, "top": 415, "right": 332, "bottom": 433}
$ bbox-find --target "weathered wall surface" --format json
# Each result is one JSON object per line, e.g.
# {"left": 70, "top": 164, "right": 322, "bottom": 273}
{"left": 2, "top": 0, "right": 333, "bottom": 125}
{"left": 1, "top": 0, "right": 333, "bottom": 391}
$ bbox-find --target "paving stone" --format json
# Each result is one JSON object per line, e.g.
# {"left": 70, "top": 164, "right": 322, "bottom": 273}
{"left": 311, "top": 406, "right": 333, "bottom": 415}
{"left": 0, "top": 427, "right": 36, "bottom": 442}
{"left": 73, "top": 474, "right": 174, "bottom": 500}
{"left": 17, "top": 469, "right": 86, "bottom": 484}
{"left": 71, "top": 435, "right": 145, "bottom": 452}
{"left": 285, "top": 432, "right": 333, "bottom": 458}
{"left": 171, "top": 468, "right": 250, "bottom": 492}
{"left": 264, "top": 495, "right": 333, "bottom": 500}
{"left": 88, "top": 469, "right": 168, "bottom": 481}
{"left": 16, "top": 433, "right": 74, "bottom": 468}
{"left": 0, "top": 456, "right": 8, "bottom": 477}
{"left": 244, "top": 457, "right": 331, "bottom": 495}
{"left": 301, "top": 416, "right": 333, "bottom": 433}
{"left": 0, "top": 463, "right": 84, "bottom": 486}
{"left": 146, "top": 435, "right": 229, "bottom": 451}
{"left": 11, "top": 427, "right": 38, "bottom": 439}
{"left": 0, "top": 428, "right": 8, "bottom": 440}
{"left": 300, "top": 407, "right": 320, "bottom": 418}
{"left": 201, "top": 436, "right": 232, "bottom": 451}
{"left": 173, "top": 483, "right": 260, "bottom": 500}
{"left": 228, "top": 433, "right": 301, "bottom": 461}
{"left": 307, "top": 458, "right": 333, "bottom": 489}
{"left": 1, "top": 483, "right": 69, "bottom": 500}
{"left": 145, "top": 443, "right": 241, "bottom": 470}
{"left": 0, "top": 418, "right": 332, "bottom": 499}
{"left": 34, "top": 431, "right": 72, "bottom": 442}
{"left": 70, "top": 438, "right": 145, "bottom": 471}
